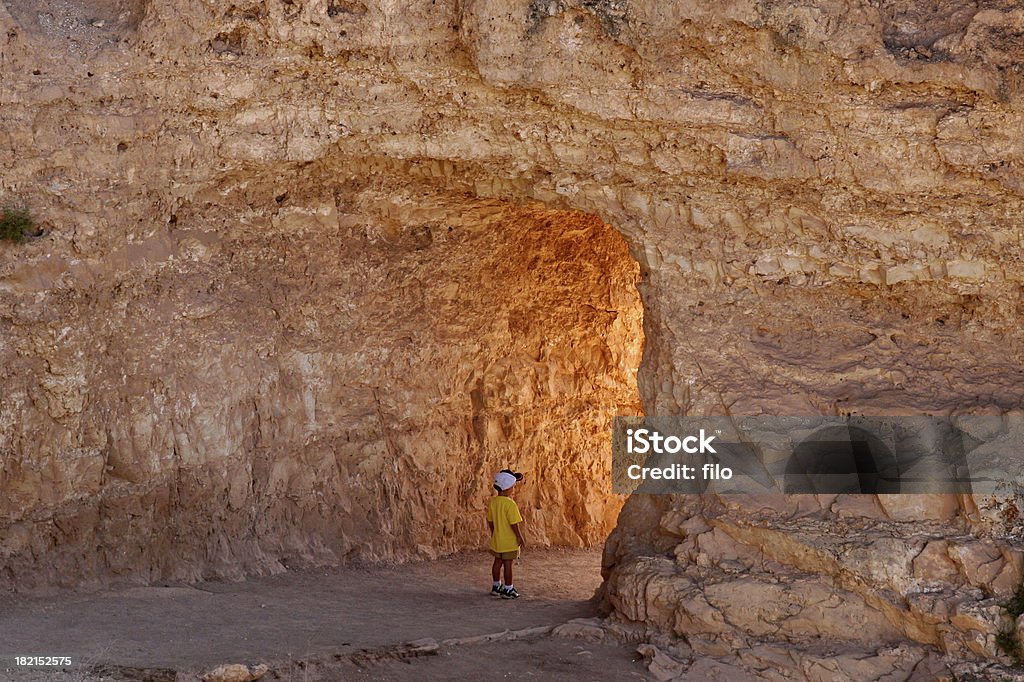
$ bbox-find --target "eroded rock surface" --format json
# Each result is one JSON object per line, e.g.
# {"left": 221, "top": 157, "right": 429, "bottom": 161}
{"left": 604, "top": 495, "right": 1023, "bottom": 670}
{"left": 3, "top": 0, "right": 1024, "bottom": 672}
{"left": 0, "top": 166, "right": 642, "bottom": 586}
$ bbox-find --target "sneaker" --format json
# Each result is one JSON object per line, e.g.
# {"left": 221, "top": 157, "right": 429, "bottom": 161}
{"left": 501, "top": 586, "right": 520, "bottom": 599}
{"left": 491, "top": 584, "right": 504, "bottom": 597}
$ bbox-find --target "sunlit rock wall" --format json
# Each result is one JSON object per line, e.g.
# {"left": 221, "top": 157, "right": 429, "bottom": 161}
{"left": 0, "top": 154, "right": 642, "bottom": 587}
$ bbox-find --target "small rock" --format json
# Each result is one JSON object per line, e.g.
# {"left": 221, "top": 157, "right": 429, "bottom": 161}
{"left": 201, "top": 663, "right": 268, "bottom": 682}
{"left": 406, "top": 637, "right": 440, "bottom": 653}
{"left": 552, "top": 617, "right": 606, "bottom": 642}
{"left": 912, "top": 539, "right": 960, "bottom": 584}
{"left": 636, "top": 643, "right": 688, "bottom": 682}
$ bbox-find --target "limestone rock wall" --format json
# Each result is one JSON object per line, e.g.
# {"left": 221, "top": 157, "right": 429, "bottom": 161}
{"left": 0, "top": 156, "right": 642, "bottom": 587}
{"left": 3, "top": 0, "right": 1024, "bottom": 669}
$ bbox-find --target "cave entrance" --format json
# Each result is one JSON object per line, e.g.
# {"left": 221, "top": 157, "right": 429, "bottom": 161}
{"left": 110, "top": 180, "right": 649, "bottom": 573}
{"left": 342, "top": 193, "right": 645, "bottom": 556}
{"left": 783, "top": 424, "right": 901, "bottom": 494}
{"left": 431, "top": 202, "right": 644, "bottom": 550}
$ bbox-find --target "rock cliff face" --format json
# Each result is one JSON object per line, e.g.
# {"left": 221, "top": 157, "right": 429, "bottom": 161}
{"left": 0, "top": 1, "right": 646, "bottom": 588}
{"left": 3, "top": 0, "right": 1024, "bottom": 671}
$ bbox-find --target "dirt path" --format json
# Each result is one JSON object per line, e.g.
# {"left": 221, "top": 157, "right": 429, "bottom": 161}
{"left": 0, "top": 549, "right": 652, "bottom": 680}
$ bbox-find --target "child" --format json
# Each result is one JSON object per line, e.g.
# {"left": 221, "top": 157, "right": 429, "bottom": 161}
{"left": 487, "top": 468, "right": 525, "bottom": 599}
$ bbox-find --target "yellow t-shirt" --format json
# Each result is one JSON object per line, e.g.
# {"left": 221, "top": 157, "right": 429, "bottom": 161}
{"left": 487, "top": 495, "right": 523, "bottom": 553}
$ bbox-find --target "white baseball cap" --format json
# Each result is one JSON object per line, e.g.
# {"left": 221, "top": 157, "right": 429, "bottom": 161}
{"left": 494, "top": 470, "right": 523, "bottom": 490}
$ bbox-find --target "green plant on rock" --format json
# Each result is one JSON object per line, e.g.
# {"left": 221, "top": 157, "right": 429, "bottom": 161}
{"left": 996, "top": 628, "right": 1024, "bottom": 663}
{"left": 1007, "top": 583, "right": 1024, "bottom": 619}
{"left": 996, "top": 583, "right": 1024, "bottom": 663}
{"left": 0, "top": 206, "right": 35, "bottom": 243}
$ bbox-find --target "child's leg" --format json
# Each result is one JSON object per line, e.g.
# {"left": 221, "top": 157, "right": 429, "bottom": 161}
{"left": 502, "top": 559, "right": 514, "bottom": 586}
{"left": 492, "top": 556, "right": 502, "bottom": 583}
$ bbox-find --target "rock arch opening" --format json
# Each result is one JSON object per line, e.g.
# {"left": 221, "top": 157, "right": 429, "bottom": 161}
{"left": 307, "top": 192, "right": 648, "bottom": 557}
{"left": 0, "top": 175, "right": 645, "bottom": 589}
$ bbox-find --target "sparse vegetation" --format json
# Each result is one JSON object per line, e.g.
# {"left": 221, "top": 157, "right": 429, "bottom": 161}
{"left": 997, "top": 628, "right": 1024, "bottom": 663}
{"left": 0, "top": 206, "right": 35, "bottom": 243}
{"left": 1006, "top": 583, "right": 1024, "bottom": 619}
{"left": 996, "top": 583, "right": 1024, "bottom": 662}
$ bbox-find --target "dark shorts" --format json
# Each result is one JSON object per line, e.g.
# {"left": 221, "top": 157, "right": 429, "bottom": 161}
{"left": 491, "top": 549, "right": 520, "bottom": 560}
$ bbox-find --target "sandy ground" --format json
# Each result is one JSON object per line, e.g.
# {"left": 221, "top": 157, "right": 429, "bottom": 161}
{"left": 0, "top": 549, "right": 652, "bottom": 680}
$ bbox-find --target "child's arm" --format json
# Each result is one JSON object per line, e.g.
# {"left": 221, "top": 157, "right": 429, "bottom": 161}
{"left": 512, "top": 521, "right": 525, "bottom": 549}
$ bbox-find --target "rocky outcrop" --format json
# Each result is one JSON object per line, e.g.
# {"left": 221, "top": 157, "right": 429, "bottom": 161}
{"left": 3, "top": 0, "right": 1024, "bottom": 671}
{"left": 603, "top": 495, "right": 1024, "bottom": 670}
